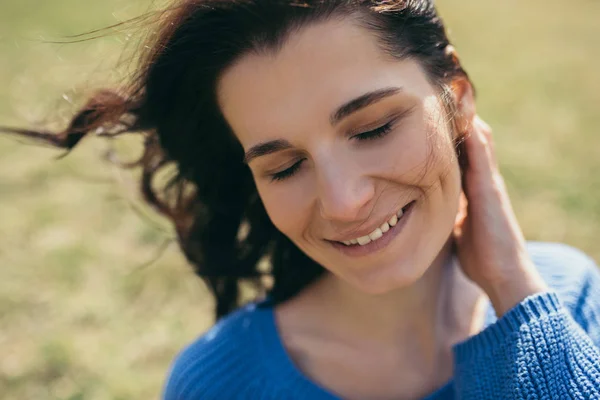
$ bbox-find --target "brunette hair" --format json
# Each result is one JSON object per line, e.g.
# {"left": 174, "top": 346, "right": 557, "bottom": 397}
{"left": 2, "top": 0, "right": 471, "bottom": 319}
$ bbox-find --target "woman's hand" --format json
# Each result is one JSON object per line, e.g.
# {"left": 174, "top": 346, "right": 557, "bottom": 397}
{"left": 454, "top": 116, "right": 548, "bottom": 317}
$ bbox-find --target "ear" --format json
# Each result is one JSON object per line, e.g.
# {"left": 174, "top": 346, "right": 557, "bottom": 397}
{"left": 451, "top": 77, "right": 476, "bottom": 139}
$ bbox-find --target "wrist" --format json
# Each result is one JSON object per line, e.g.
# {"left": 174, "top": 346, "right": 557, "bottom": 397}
{"left": 484, "top": 266, "right": 548, "bottom": 317}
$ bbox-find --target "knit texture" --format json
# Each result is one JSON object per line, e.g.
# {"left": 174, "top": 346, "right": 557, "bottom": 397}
{"left": 163, "top": 242, "right": 600, "bottom": 399}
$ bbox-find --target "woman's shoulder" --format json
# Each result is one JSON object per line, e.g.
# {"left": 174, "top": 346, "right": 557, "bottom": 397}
{"left": 527, "top": 241, "right": 600, "bottom": 341}
{"left": 162, "top": 301, "right": 276, "bottom": 399}
{"left": 527, "top": 241, "right": 598, "bottom": 287}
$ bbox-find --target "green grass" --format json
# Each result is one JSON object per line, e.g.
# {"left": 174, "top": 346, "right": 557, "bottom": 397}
{"left": 0, "top": 0, "right": 599, "bottom": 398}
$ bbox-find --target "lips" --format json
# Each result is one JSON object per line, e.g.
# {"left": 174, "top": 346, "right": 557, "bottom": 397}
{"left": 333, "top": 201, "right": 415, "bottom": 246}
{"left": 328, "top": 200, "right": 416, "bottom": 257}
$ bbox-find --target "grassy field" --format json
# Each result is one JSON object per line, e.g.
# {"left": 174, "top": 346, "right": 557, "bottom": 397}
{"left": 0, "top": 0, "right": 599, "bottom": 399}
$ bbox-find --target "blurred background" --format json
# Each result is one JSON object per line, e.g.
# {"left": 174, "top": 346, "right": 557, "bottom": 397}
{"left": 0, "top": 0, "right": 598, "bottom": 399}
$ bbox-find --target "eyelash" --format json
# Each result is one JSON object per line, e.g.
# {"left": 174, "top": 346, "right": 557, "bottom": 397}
{"left": 352, "top": 120, "right": 395, "bottom": 141}
{"left": 271, "top": 159, "right": 305, "bottom": 182}
{"left": 269, "top": 120, "right": 396, "bottom": 182}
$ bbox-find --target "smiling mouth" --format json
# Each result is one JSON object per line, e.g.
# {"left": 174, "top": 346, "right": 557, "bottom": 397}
{"left": 338, "top": 201, "right": 415, "bottom": 247}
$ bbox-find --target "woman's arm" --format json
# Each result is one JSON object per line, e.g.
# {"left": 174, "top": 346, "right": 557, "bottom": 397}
{"left": 453, "top": 113, "right": 600, "bottom": 398}
{"left": 454, "top": 288, "right": 600, "bottom": 399}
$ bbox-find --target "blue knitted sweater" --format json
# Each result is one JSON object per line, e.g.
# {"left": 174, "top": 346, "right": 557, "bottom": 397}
{"left": 163, "top": 242, "right": 600, "bottom": 399}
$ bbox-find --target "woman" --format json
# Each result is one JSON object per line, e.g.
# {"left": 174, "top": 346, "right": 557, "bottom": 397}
{"left": 4, "top": 0, "right": 600, "bottom": 399}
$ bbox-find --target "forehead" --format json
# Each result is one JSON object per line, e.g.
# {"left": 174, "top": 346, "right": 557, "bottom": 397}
{"left": 217, "top": 18, "right": 433, "bottom": 147}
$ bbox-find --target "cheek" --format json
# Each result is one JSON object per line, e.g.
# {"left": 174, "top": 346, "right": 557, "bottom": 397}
{"left": 422, "top": 124, "right": 463, "bottom": 221}
{"left": 374, "top": 113, "right": 456, "bottom": 187}
{"left": 423, "top": 126, "right": 462, "bottom": 201}
{"left": 255, "top": 182, "right": 310, "bottom": 239}
{"left": 409, "top": 101, "right": 460, "bottom": 186}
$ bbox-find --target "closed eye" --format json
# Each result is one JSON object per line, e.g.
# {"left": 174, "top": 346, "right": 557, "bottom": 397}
{"left": 352, "top": 107, "right": 415, "bottom": 142}
{"left": 270, "top": 159, "right": 305, "bottom": 182}
{"left": 352, "top": 121, "right": 394, "bottom": 141}
{"left": 269, "top": 121, "right": 393, "bottom": 182}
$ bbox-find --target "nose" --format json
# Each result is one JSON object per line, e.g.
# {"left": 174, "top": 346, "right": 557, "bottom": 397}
{"left": 316, "top": 160, "right": 375, "bottom": 222}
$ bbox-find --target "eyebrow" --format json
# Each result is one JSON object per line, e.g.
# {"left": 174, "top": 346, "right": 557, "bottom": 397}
{"left": 330, "top": 86, "right": 403, "bottom": 125}
{"left": 243, "top": 86, "right": 403, "bottom": 164}
{"left": 243, "top": 139, "right": 293, "bottom": 164}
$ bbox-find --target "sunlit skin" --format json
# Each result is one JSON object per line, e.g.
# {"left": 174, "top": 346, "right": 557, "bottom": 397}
{"left": 218, "top": 18, "right": 548, "bottom": 400}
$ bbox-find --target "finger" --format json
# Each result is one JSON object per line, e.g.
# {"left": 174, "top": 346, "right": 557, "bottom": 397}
{"left": 474, "top": 116, "right": 497, "bottom": 167}
{"left": 463, "top": 116, "right": 497, "bottom": 177}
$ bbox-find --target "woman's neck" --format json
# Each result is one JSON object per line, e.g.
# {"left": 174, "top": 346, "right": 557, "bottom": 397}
{"left": 276, "top": 239, "right": 487, "bottom": 376}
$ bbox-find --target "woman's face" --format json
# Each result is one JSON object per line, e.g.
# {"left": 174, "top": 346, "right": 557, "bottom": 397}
{"left": 218, "top": 19, "right": 465, "bottom": 294}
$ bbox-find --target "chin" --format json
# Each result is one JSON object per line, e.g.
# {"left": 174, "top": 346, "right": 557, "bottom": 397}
{"left": 345, "top": 259, "right": 428, "bottom": 295}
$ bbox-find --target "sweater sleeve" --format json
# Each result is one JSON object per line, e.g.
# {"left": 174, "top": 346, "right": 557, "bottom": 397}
{"left": 452, "top": 290, "right": 600, "bottom": 399}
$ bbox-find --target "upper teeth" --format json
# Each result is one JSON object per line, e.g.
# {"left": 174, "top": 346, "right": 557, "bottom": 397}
{"left": 343, "top": 207, "right": 405, "bottom": 246}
